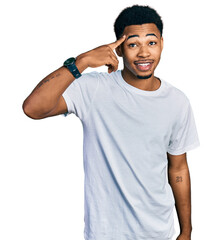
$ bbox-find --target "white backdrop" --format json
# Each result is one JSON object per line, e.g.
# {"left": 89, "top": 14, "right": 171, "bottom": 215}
{"left": 0, "top": 0, "right": 221, "bottom": 239}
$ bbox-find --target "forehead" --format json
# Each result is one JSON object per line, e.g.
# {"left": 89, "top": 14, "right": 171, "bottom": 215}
{"left": 123, "top": 23, "right": 160, "bottom": 37}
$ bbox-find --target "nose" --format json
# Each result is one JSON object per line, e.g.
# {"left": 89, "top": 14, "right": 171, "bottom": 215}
{"left": 137, "top": 45, "right": 151, "bottom": 58}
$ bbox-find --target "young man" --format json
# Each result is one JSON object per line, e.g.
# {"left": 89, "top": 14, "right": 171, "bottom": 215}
{"left": 23, "top": 5, "right": 200, "bottom": 240}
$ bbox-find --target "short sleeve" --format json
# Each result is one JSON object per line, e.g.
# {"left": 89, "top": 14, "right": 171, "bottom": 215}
{"left": 62, "top": 71, "right": 99, "bottom": 121}
{"left": 167, "top": 100, "right": 200, "bottom": 155}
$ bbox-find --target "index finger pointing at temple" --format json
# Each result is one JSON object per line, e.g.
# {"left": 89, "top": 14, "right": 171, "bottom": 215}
{"left": 108, "top": 35, "right": 126, "bottom": 50}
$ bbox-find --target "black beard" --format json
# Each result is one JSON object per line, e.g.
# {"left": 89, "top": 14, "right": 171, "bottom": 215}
{"left": 136, "top": 74, "right": 152, "bottom": 79}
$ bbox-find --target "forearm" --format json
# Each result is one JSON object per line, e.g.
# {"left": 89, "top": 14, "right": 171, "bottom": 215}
{"left": 23, "top": 55, "right": 87, "bottom": 118}
{"left": 23, "top": 36, "right": 126, "bottom": 119}
{"left": 168, "top": 166, "right": 192, "bottom": 236}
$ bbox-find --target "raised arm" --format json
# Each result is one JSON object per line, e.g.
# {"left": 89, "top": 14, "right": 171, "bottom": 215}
{"left": 22, "top": 35, "right": 126, "bottom": 119}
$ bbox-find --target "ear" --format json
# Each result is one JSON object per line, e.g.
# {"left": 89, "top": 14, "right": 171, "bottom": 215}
{"left": 160, "top": 36, "right": 164, "bottom": 52}
{"left": 115, "top": 45, "right": 123, "bottom": 57}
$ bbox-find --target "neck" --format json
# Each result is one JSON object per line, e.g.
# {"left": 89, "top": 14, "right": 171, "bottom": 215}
{"left": 121, "top": 68, "right": 160, "bottom": 91}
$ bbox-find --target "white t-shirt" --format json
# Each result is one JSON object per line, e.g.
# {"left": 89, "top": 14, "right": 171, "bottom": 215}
{"left": 62, "top": 70, "right": 200, "bottom": 240}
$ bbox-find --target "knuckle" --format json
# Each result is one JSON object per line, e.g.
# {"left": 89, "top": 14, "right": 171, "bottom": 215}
{"left": 106, "top": 45, "right": 111, "bottom": 50}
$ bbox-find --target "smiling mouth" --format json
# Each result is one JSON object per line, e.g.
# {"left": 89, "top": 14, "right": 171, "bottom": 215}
{"left": 134, "top": 60, "right": 154, "bottom": 72}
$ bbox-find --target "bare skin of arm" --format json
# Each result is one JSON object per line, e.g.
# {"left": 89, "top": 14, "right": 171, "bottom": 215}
{"left": 167, "top": 152, "right": 192, "bottom": 240}
{"left": 22, "top": 35, "right": 126, "bottom": 119}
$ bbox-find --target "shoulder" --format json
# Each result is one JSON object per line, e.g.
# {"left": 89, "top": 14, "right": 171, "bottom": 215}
{"left": 75, "top": 70, "right": 117, "bottom": 83}
{"left": 77, "top": 70, "right": 121, "bottom": 87}
{"left": 162, "top": 79, "right": 190, "bottom": 108}
{"left": 70, "top": 71, "right": 101, "bottom": 90}
{"left": 83, "top": 70, "right": 119, "bottom": 82}
{"left": 70, "top": 71, "right": 119, "bottom": 94}
{"left": 75, "top": 71, "right": 99, "bottom": 83}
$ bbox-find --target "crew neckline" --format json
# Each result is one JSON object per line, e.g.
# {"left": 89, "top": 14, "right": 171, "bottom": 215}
{"left": 115, "top": 70, "right": 165, "bottom": 96}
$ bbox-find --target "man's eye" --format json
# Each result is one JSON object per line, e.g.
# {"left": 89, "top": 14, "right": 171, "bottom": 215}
{"left": 128, "top": 43, "right": 137, "bottom": 48}
{"left": 149, "top": 41, "right": 157, "bottom": 46}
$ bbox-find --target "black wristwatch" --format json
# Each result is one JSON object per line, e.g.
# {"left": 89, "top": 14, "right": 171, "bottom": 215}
{"left": 63, "top": 57, "right": 81, "bottom": 79}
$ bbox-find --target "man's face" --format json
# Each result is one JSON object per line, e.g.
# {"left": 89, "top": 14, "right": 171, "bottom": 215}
{"left": 117, "top": 23, "right": 163, "bottom": 80}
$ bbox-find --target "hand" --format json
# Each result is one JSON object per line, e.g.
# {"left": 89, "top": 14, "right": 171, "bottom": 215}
{"left": 76, "top": 35, "right": 126, "bottom": 73}
{"left": 176, "top": 233, "right": 191, "bottom": 240}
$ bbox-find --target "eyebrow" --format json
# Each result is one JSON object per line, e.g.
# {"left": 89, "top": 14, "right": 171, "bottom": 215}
{"left": 127, "top": 33, "right": 158, "bottom": 40}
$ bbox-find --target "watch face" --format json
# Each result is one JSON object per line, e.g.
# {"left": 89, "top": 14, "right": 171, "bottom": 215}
{"left": 64, "top": 57, "right": 75, "bottom": 66}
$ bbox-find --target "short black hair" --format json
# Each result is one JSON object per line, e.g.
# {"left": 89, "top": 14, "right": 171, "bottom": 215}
{"left": 114, "top": 5, "right": 163, "bottom": 39}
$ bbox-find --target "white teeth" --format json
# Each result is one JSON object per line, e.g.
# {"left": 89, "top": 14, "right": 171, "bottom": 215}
{"left": 137, "top": 63, "right": 151, "bottom": 66}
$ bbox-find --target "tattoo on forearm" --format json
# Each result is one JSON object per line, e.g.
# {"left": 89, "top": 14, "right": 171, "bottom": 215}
{"left": 176, "top": 176, "right": 183, "bottom": 183}
{"left": 37, "top": 73, "right": 61, "bottom": 89}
